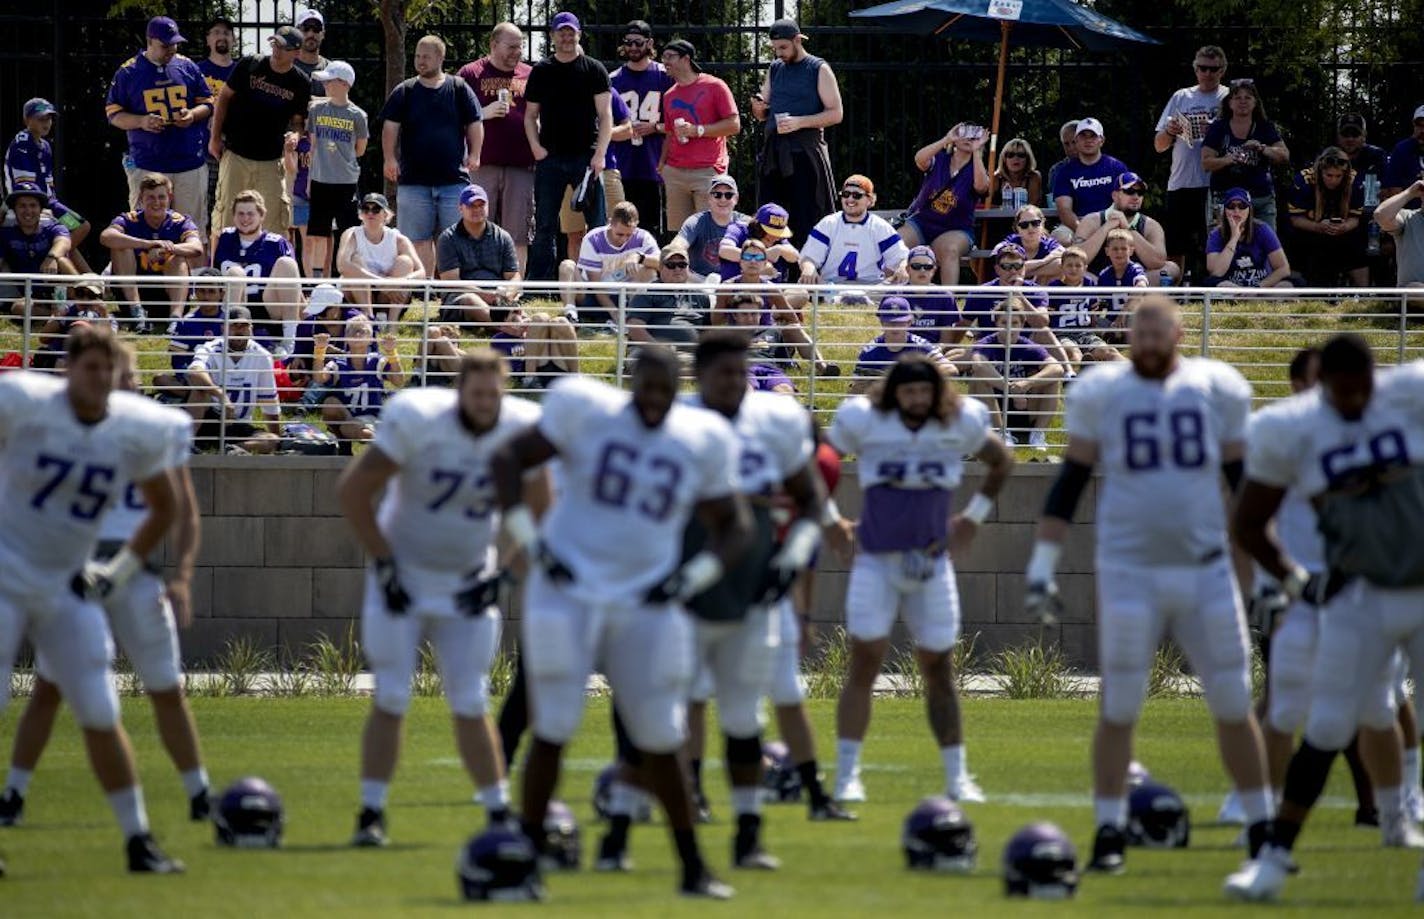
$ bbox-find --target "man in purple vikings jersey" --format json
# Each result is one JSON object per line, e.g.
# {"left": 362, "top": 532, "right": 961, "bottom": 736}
{"left": 1052, "top": 118, "right": 1130, "bottom": 233}
{"left": 611, "top": 20, "right": 675, "bottom": 241}
{"left": 959, "top": 243, "right": 1049, "bottom": 331}
{"left": 106, "top": 17, "right": 214, "bottom": 232}
{"left": 966, "top": 301, "right": 1066, "bottom": 450}
{"left": 154, "top": 267, "right": 229, "bottom": 401}
{"left": 5, "top": 99, "right": 91, "bottom": 263}
{"left": 100, "top": 173, "right": 203, "bottom": 324}
{"left": 315, "top": 315, "right": 406, "bottom": 444}
{"left": 212, "top": 189, "right": 302, "bottom": 357}
{"left": 901, "top": 245, "right": 968, "bottom": 348}
{"left": 899, "top": 123, "right": 989, "bottom": 285}
{"left": 849, "top": 297, "right": 950, "bottom": 394}
{"left": 1045, "top": 247, "right": 1122, "bottom": 370}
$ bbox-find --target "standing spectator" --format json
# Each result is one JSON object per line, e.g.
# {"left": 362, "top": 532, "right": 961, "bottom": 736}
{"left": 847, "top": 296, "right": 949, "bottom": 394}
{"left": 658, "top": 40, "right": 739, "bottom": 233}
{"left": 0, "top": 183, "right": 77, "bottom": 316}
{"left": 799, "top": 174, "right": 908, "bottom": 285}
{"left": 1374, "top": 178, "right": 1424, "bottom": 308}
{"left": 1051, "top": 118, "right": 1129, "bottom": 232}
{"left": 1287, "top": 147, "right": 1366, "bottom": 287}
{"left": 966, "top": 299, "right": 1064, "bottom": 451}
{"left": 314, "top": 315, "right": 405, "bottom": 445}
{"left": 1044, "top": 120, "right": 1078, "bottom": 212}
{"left": 1153, "top": 45, "right": 1229, "bottom": 279}
{"left": 666, "top": 174, "right": 748, "bottom": 280}
{"left": 337, "top": 193, "right": 424, "bottom": 328}
{"left": 1072, "top": 172, "right": 1179, "bottom": 283}
{"left": 610, "top": 21, "right": 675, "bottom": 240}
{"left": 100, "top": 173, "right": 202, "bottom": 324}
{"left": 304, "top": 61, "right": 369, "bottom": 278}
{"left": 435, "top": 184, "right": 521, "bottom": 328}
{"left": 380, "top": 34, "right": 485, "bottom": 276}
{"left": 208, "top": 26, "right": 313, "bottom": 236}
{"left": 1204, "top": 187, "right": 1299, "bottom": 288}
{"left": 212, "top": 189, "right": 303, "bottom": 355}
{"left": 185, "top": 305, "right": 282, "bottom": 453}
{"left": 1000, "top": 204, "right": 1064, "bottom": 283}
{"left": 1381, "top": 105, "right": 1424, "bottom": 207}
{"left": 198, "top": 17, "right": 238, "bottom": 250}
{"left": 291, "top": 9, "right": 331, "bottom": 90}
{"left": 106, "top": 17, "right": 214, "bottom": 233}
{"left": 750, "top": 19, "right": 843, "bottom": 246}
{"left": 717, "top": 202, "right": 799, "bottom": 281}
{"left": 1201, "top": 78, "right": 1289, "bottom": 229}
{"left": 557, "top": 200, "right": 658, "bottom": 325}
{"left": 524, "top": 12, "right": 613, "bottom": 282}
{"left": 628, "top": 245, "right": 712, "bottom": 347}
{"left": 898, "top": 123, "right": 989, "bottom": 286}
{"left": 5, "top": 98, "right": 92, "bottom": 267}
{"left": 286, "top": 113, "right": 312, "bottom": 269}
{"left": 553, "top": 91, "right": 633, "bottom": 263}
{"left": 458, "top": 23, "right": 535, "bottom": 271}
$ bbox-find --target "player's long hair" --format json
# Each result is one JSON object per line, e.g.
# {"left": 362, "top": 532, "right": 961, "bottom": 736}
{"left": 869, "top": 353, "right": 960, "bottom": 423}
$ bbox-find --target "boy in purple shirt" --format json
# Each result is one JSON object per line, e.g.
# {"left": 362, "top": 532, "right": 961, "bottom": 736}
{"left": 966, "top": 299, "right": 1066, "bottom": 451}
{"left": 960, "top": 242, "right": 1050, "bottom": 331}
{"left": 5, "top": 98, "right": 91, "bottom": 264}
{"left": 849, "top": 296, "right": 949, "bottom": 394}
{"left": 1045, "top": 246, "right": 1123, "bottom": 369}
{"left": 1095, "top": 228, "right": 1149, "bottom": 333}
{"left": 99, "top": 172, "right": 204, "bottom": 326}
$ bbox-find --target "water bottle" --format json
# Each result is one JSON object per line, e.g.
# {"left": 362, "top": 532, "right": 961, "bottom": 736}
{"left": 630, "top": 119, "right": 643, "bottom": 147}
{"left": 1364, "top": 173, "right": 1380, "bottom": 209}
{"left": 1011, "top": 186, "right": 1028, "bottom": 212}
{"left": 1159, "top": 268, "right": 1173, "bottom": 287}
{"left": 673, "top": 118, "right": 690, "bottom": 145}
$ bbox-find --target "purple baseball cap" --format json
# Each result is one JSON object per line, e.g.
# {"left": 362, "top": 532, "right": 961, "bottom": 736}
{"left": 23, "top": 98, "right": 56, "bottom": 119}
{"left": 551, "top": 11, "right": 581, "bottom": 32}
{"left": 906, "top": 244, "right": 937, "bottom": 265}
{"left": 1222, "top": 187, "right": 1252, "bottom": 206}
{"left": 754, "top": 203, "right": 792, "bottom": 239}
{"left": 460, "top": 184, "right": 490, "bottom": 206}
{"left": 1116, "top": 171, "right": 1147, "bottom": 192}
{"left": 876, "top": 296, "right": 913, "bottom": 324}
{"left": 147, "top": 16, "right": 186, "bottom": 44}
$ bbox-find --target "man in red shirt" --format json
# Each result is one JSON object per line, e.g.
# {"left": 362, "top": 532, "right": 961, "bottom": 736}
{"left": 657, "top": 40, "right": 739, "bottom": 234}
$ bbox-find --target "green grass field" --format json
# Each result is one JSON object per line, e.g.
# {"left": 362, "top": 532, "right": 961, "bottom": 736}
{"left": 1, "top": 695, "right": 1418, "bottom": 916}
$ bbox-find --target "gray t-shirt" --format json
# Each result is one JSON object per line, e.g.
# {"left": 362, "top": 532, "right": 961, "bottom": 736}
{"left": 1155, "top": 85, "right": 1228, "bottom": 191}
{"left": 628, "top": 289, "right": 710, "bottom": 345}
{"left": 436, "top": 219, "right": 518, "bottom": 280}
{"left": 1393, "top": 208, "right": 1424, "bottom": 286}
{"left": 308, "top": 99, "right": 369, "bottom": 185}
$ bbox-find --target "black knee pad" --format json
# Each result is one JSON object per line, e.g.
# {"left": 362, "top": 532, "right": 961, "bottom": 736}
{"left": 1283, "top": 740, "right": 1339, "bottom": 811}
{"left": 725, "top": 732, "right": 763, "bottom": 767}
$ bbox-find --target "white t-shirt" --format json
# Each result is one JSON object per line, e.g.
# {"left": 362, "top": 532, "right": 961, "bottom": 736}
{"left": 1155, "top": 85, "right": 1229, "bottom": 191}
{"left": 188, "top": 339, "right": 278, "bottom": 421}
{"left": 97, "top": 405, "right": 194, "bottom": 543}
{"left": 1066, "top": 357, "right": 1251, "bottom": 567}
{"left": 800, "top": 212, "right": 909, "bottom": 283}
{"left": 686, "top": 390, "right": 813, "bottom": 496}
{"left": 576, "top": 225, "right": 660, "bottom": 280}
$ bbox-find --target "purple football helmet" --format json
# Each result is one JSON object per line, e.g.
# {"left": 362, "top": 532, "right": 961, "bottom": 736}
{"left": 903, "top": 796, "right": 977, "bottom": 872}
{"left": 1003, "top": 822, "right": 1078, "bottom": 898}
{"left": 458, "top": 826, "right": 544, "bottom": 901}
{"left": 214, "top": 776, "right": 283, "bottom": 848}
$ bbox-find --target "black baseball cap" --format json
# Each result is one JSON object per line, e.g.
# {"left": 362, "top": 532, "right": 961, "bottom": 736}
{"left": 1337, "top": 113, "right": 1366, "bottom": 134}
{"left": 664, "top": 39, "right": 700, "bottom": 71}
{"left": 624, "top": 20, "right": 652, "bottom": 38}
{"left": 770, "top": 19, "right": 805, "bottom": 41}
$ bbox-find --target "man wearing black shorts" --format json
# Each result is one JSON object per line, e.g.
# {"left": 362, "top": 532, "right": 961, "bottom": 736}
{"left": 1153, "top": 45, "right": 1228, "bottom": 282}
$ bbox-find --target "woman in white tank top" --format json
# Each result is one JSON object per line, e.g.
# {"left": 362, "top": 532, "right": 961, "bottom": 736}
{"left": 336, "top": 193, "right": 426, "bottom": 329}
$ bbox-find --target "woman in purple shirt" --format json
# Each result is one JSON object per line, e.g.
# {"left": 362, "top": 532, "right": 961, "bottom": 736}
{"left": 999, "top": 204, "right": 1063, "bottom": 283}
{"left": 1204, "top": 187, "right": 1302, "bottom": 288}
{"left": 898, "top": 122, "right": 989, "bottom": 285}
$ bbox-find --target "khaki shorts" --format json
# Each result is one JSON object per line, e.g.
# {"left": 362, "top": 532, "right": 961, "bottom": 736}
{"left": 471, "top": 164, "right": 535, "bottom": 245}
{"left": 212, "top": 150, "right": 290, "bottom": 235}
{"left": 559, "top": 168, "right": 625, "bottom": 234}
{"left": 661, "top": 165, "right": 719, "bottom": 231}
{"left": 126, "top": 163, "right": 209, "bottom": 236}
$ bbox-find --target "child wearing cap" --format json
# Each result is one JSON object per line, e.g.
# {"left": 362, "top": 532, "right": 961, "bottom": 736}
{"left": 5, "top": 99, "right": 92, "bottom": 267}
{"left": 848, "top": 296, "right": 949, "bottom": 394}
{"left": 305, "top": 61, "right": 369, "bottom": 278}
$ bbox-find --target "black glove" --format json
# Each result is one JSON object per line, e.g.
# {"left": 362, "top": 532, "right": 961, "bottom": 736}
{"left": 1301, "top": 569, "right": 1351, "bottom": 608}
{"left": 456, "top": 572, "right": 507, "bottom": 616}
{"left": 374, "top": 557, "right": 410, "bottom": 615}
{"left": 1248, "top": 586, "right": 1289, "bottom": 635}
{"left": 759, "top": 564, "right": 798, "bottom": 605}
{"left": 644, "top": 568, "right": 687, "bottom": 605}
{"left": 536, "top": 544, "right": 575, "bottom": 585}
{"left": 1024, "top": 580, "right": 1063, "bottom": 626}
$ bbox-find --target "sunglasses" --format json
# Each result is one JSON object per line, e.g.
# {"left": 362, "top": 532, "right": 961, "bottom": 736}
{"left": 741, "top": 252, "right": 767, "bottom": 261}
{"left": 710, "top": 191, "right": 737, "bottom": 200}
{"left": 300, "top": 24, "right": 324, "bottom": 33}
{"left": 1229, "top": 78, "right": 1256, "bottom": 90}
{"left": 664, "top": 261, "right": 689, "bottom": 269}
{"left": 1321, "top": 156, "right": 1349, "bottom": 168}
{"left": 1003, "top": 151, "right": 1027, "bottom": 159}
{"left": 1339, "top": 128, "right": 1363, "bottom": 138}
{"left": 1016, "top": 219, "right": 1043, "bottom": 229}
{"left": 840, "top": 189, "right": 866, "bottom": 199}
{"left": 908, "top": 262, "right": 937, "bottom": 271}
{"left": 621, "top": 38, "right": 648, "bottom": 46}
{"left": 360, "top": 204, "right": 385, "bottom": 214}
{"left": 1194, "top": 63, "right": 1222, "bottom": 73}
{"left": 1224, "top": 201, "right": 1250, "bottom": 211}
{"left": 1120, "top": 186, "right": 1146, "bottom": 196}
{"left": 997, "top": 261, "right": 1025, "bottom": 271}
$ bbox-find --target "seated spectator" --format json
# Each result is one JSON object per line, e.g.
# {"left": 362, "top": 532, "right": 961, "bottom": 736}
{"left": 0, "top": 182, "right": 77, "bottom": 317}
{"left": 966, "top": 298, "right": 1065, "bottom": 452}
{"left": 313, "top": 315, "right": 406, "bottom": 445}
{"left": 154, "top": 266, "right": 234, "bottom": 400}
{"left": 435, "top": 183, "right": 521, "bottom": 331}
{"left": 1001, "top": 204, "right": 1063, "bottom": 283}
{"left": 184, "top": 305, "right": 282, "bottom": 453}
{"left": 1052, "top": 118, "right": 1129, "bottom": 233}
{"left": 1045, "top": 246, "right": 1124, "bottom": 369}
{"left": 664, "top": 174, "right": 748, "bottom": 280}
{"left": 848, "top": 296, "right": 951, "bottom": 394}
{"left": 212, "top": 188, "right": 303, "bottom": 355}
{"left": 1071, "top": 172, "right": 1179, "bottom": 283}
{"left": 1375, "top": 178, "right": 1424, "bottom": 309}
{"left": 723, "top": 290, "right": 796, "bottom": 394}
{"left": 1380, "top": 105, "right": 1423, "bottom": 207}
{"left": 1287, "top": 147, "right": 1366, "bottom": 287}
{"left": 486, "top": 302, "right": 578, "bottom": 389}
{"left": 100, "top": 172, "right": 203, "bottom": 326}
{"left": 1045, "top": 121, "right": 1078, "bottom": 212}
{"left": 714, "top": 237, "right": 836, "bottom": 376}
{"left": 1334, "top": 113, "right": 1389, "bottom": 200}
{"left": 5, "top": 98, "right": 92, "bottom": 269}
{"left": 337, "top": 192, "right": 424, "bottom": 329}
{"left": 717, "top": 202, "right": 800, "bottom": 281}
{"left": 1096, "top": 228, "right": 1150, "bottom": 338}
{"left": 1205, "top": 187, "right": 1301, "bottom": 288}
{"left": 901, "top": 245, "right": 970, "bottom": 348}
{"left": 288, "top": 283, "right": 361, "bottom": 397}
{"left": 1201, "top": 79, "right": 1289, "bottom": 229}
{"left": 994, "top": 137, "right": 1042, "bottom": 210}
{"left": 32, "top": 275, "right": 111, "bottom": 371}
{"left": 960, "top": 241, "right": 1049, "bottom": 331}
{"left": 897, "top": 123, "right": 989, "bottom": 285}
{"left": 800, "top": 174, "right": 908, "bottom": 285}
{"left": 628, "top": 246, "right": 710, "bottom": 347}
{"left": 557, "top": 200, "right": 658, "bottom": 326}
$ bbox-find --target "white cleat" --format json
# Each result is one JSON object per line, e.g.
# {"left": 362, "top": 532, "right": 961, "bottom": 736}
{"left": 1223, "top": 845, "right": 1292, "bottom": 902}
{"left": 833, "top": 773, "right": 866, "bottom": 804}
{"left": 947, "top": 775, "right": 986, "bottom": 804}
{"left": 1408, "top": 786, "right": 1424, "bottom": 825}
{"left": 1381, "top": 816, "right": 1424, "bottom": 849}
{"left": 1216, "top": 790, "right": 1246, "bottom": 826}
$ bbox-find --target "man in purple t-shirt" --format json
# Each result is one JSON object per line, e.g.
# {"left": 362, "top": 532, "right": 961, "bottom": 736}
{"left": 99, "top": 172, "right": 204, "bottom": 324}
{"left": 610, "top": 20, "right": 675, "bottom": 241}
{"left": 849, "top": 296, "right": 949, "bottom": 394}
{"left": 965, "top": 300, "right": 1065, "bottom": 451}
{"left": 459, "top": 23, "right": 535, "bottom": 271}
{"left": 1051, "top": 118, "right": 1130, "bottom": 232}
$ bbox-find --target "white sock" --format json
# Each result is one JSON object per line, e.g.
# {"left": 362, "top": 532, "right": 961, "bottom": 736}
{"left": 1406, "top": 747, "right": 1422, "bottom": 792}
{"left": 1239, "top": 785, "right": 1275, "bottom": 823}
{"left": 360, "top": 779, "right": 389, "bottom": 811}
{"left": 1093, "top": 795, "right": 1127, "bottom": 829}
{"left": 1377, "top": 784, "right": 1405, "bottom": 820}
{"left": 835, "top": 739, "right": 862, "bottom": 781}
{"left": 281, "top": 318, "right": 298, "bottom": 354}
{"left": 731, "top": 785, "right": 761, "bottom": 816}
{"left": 107, "top": 785, "right": 150, "bottom": 838}
{"left": 478, "top": 781, "right": 509, "bottom": 812}
{"left": 180, "top": 767, "right": 209, "bottom": 799}
{"left": 5, "top": 767, "right": 33, "bottom": 796}
{"left": 941, "top": 744, "right": 966, "bottom": 788}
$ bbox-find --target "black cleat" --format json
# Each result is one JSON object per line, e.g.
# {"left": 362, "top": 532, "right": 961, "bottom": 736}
{"left": 189, "top": 788, "right": 211, "bottom": 822}
{"left": 1355, "top": 807, "right": 1381, "bottom": 828}
{"left": 681, "top": 866, "right": 735, "bottom": 899}
{"left": 351, "top": 807, "right": 388, "bottom": 848}
{"left": 733, "top": 814, "right": 781, "bottom": 870}
{"left": 1087, "top": 824, "right": 1126, "bottom": 874}
{"left": 126, "top": 833, "right": 184, "bottom": 873}
{"left": 594, "top": 832, "right": 632, "bottom": 872}
{"left": 809, "top": 799, "right": 857, "bottom": 821}
{"left": 695, "top": 794, "right": 714, "bottom": 825}
{"left": 0, "top": 789, "right": 24, "bottom": 827}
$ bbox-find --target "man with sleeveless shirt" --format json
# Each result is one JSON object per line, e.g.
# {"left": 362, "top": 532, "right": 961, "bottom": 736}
{"left": 750, "top": 20, "right": 843, "bottom": 247}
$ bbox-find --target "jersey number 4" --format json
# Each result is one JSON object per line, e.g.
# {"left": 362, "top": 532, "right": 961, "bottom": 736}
{"left": 1123, "top": 409, "right": 1206, "bottom": 471}
{"left": 31, "top": 454, "right": 117, "bottom": 520}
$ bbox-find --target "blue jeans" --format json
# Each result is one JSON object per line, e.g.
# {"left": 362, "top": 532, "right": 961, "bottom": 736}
{"left": 396, "top": 183, "right": 465, "bottom": 242}
{"left": 528, "top": 154, "right": 604, "bottom": 281}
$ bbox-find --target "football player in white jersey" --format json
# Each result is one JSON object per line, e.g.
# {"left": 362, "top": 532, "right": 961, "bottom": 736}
{"left": 1024, "top": 296, "right": 1273, "bottom": 876}
{"left": 0, "top": 349, "right": 209, "bottom": 829}
{"left": 492, "top": 348, "right": 752, "bottom": 899}
{"left": 0, "top": 326, "right": 185, "bottom": 874}
{"left": 826, "top": 353, "right": 1015, "bottom": 804}
{"left": 1226, "top": 335, "right": 1424, "bottom": 901}
{"left": 337, "top": 349, "right": 546, "bottom": 848}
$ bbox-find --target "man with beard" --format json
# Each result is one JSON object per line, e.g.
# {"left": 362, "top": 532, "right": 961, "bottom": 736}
{"left": 292, "top": 8, "right": 331, "bottom": 92}
{"left": 198, "top": 16, "right": 237, "bottom": 250}
{"left": 1072, "top": 172, "right": 1178, "bottom": 284}
{"left": 610, "top": 20, "right": 674, "bottom": 241}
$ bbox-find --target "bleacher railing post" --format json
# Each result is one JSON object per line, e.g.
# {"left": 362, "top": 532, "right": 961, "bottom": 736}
{"left": 19, "top": 278, "right": 33, "bottom": 365}
{"left": 1200, "top": 292, "right": 1213, "bottom": 359}
{"left": 615, "top": 283, "right": 627, "bottom": 388}
{"left": 419, "top": 278, "right": 432, "bottom": 386}
{"left": 807, "top": 284, "right": 821, "bottom": 415}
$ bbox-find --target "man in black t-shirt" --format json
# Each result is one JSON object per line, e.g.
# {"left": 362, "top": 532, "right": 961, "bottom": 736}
{"left": 379, "top": 34, "right": 485, "bottom": 276}
{"left": 522, "top": 11, "right": 613, "bottom": 281}
{"left": 208, "top": 26, "right": 312, "bottom": 234}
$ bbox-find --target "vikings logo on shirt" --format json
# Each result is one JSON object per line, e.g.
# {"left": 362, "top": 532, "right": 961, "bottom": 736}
{"left": 928, "top": 188, "right": 958, "bottom": 216}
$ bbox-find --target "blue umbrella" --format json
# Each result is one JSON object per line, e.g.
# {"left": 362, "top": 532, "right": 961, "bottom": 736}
{"left": 849, "top": 0, "right": 1160, "bottom": 171}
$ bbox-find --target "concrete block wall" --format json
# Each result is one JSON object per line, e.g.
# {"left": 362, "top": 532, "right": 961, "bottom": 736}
{"left": 171, "top": 458, "right": 1101, "bottom": 667}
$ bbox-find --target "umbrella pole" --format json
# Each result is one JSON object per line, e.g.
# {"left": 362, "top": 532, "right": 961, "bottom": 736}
{"left": 989, "top": 20, "right": 1010, "bottom": 181}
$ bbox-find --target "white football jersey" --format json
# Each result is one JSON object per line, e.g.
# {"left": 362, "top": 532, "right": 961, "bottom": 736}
{"left": 373, "top": 387, "right": 542, "bottom": 576}
{"left": 686, "top": 390, "right": 813, "bottom": 496}
{"left": 828, "top": 395, "right": 990, "bottom": 553}
{"left": 800, "top": 212, "right": 909, "bottom": 283}
{"left": 97, "top": 405, "right": 194, "bottom": 543}
{"left": 0, "top": 372, "right": 178, "bottom": 590}
{"left": 1066, "top": 357, "right": 1252, "bottom": 566}
{"left": 189, "top": 339, "right": 278, "bottom": 421}
{"left": 537, "top": 376, "right": 739, "bottom": 603}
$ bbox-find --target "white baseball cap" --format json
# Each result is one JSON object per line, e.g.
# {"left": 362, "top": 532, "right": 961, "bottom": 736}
{"left": 1414, "top": 104, "right": 1424, "bottom": 122}
{"left": 313, "top": 60, "right": 355, "bottom": 86}
{"left": 303, "top": 284, "right": 344, "bottom": 317}
{"left": 1076, "top": 117, "right": 1105, "bottom": 136}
